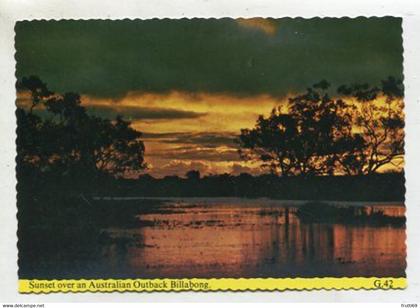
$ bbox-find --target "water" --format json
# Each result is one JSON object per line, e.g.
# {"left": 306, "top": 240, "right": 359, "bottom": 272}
{"left": 100, "top": 198, "right": 406, "bottom": 278}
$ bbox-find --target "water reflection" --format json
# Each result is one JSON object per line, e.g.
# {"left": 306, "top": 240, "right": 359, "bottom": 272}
{"left": 104, "top": 199, "right": 406, "bottom": 278}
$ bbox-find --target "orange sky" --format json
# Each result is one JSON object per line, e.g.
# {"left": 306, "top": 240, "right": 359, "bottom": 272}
{"left": 81, "top": 91, "right": 287, "bottom": 177}
{"left": 80, "top": 91, "right": 403, "bottom": 177}
{"left": 16, "top": 89, "right": 403, "bottom": 178}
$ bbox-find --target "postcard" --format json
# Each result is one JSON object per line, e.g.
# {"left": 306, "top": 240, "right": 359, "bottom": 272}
{"left": 14, "top": 17, "right": 406, "bottom": 293}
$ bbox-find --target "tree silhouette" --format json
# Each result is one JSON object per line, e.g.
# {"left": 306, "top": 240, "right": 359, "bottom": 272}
{"left": 16, "top": 76, "right": 146, "bottom": 179}
{"left": 239, "top": 81, "right": 354, "bottom": 176}
{"left": 17, "top": 75, "right": 52, "bottom": 113}
{"left": 185, "top": 170, "right": 201, "bottom": 180}
{"left": 337, "top": 77, "right": 404, "bottom": 174}
{"left": 239, "top": 77, "right": 404, "bottom": 176}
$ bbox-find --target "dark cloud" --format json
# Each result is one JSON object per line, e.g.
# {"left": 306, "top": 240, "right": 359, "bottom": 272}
{"left": 142, "top": 132, "right": 188, "bottom": 139}
{"left": 149, "top": 145, "right": 240, "bottom": 162}
{"left": 143, "top": 132, "right": 237, "bottom": 148}
{"left": 86, "top": 105, "right": 206, "bottom": 120}
{"left": 15, "top": 18, "right": 402, "bottom": 98}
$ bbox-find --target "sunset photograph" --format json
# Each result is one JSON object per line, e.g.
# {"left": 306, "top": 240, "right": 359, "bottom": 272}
{"left": 15, "top": 18, "right": 405, "bottom": 280}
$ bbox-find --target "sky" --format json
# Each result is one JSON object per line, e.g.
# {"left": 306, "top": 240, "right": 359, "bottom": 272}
{"left": 15, "top": 18, "right": 403, "bottom": 177}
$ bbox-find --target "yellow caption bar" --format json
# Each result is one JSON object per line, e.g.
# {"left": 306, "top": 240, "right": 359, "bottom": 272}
{"left": 19, "top": 277, "right": 406, "bottom": 293}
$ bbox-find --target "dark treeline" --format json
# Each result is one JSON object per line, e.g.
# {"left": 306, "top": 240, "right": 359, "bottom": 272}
{"left": 99, "top": 172, "right": 405, "bottom": 202}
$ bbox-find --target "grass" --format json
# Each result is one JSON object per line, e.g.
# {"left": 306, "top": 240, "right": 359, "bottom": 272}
{"left": 295, "top": 201, "right": 405, "bottom": 227}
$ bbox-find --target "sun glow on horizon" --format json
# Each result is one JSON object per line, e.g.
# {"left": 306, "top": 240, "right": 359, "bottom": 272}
{"left": 16, "top": 88, "right": 404, "bottom": 178}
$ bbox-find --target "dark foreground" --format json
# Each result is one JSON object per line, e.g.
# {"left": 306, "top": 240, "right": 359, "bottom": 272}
{"left": 18, "top": 197, "right": 406, "bottom": 279}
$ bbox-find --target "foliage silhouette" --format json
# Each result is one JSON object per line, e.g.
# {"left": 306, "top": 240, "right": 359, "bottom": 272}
{"left": 337, "top": 76, "right": 404, "bottom": 174}
{"left": 185, "top": 169, "right": 201, "bottom": 180}
{"left": 239, "top": 77, "right": 404, "bottom": 176}
{"left": 16, "top": 76, "right": 146, "bottom": 182}
{"left": 239, "top": 81, "right": 355, "bottom": 176}
{"left": 17, "top": 76, "right": 146, "bottom": 278}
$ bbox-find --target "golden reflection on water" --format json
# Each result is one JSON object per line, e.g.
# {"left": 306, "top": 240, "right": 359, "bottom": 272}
{"left": 105, "top": 200, "right": 406, "bottom": 278}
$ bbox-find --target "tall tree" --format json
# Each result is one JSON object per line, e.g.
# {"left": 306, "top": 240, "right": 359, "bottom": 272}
{"left": 337, "top": 77, "right": 404, "bottom": 174}
{"left": 239, "top": 77, "right": 404, "bottom": 176}
{"left": 239, "top": 81, "right": 354, "bottom": 176}
{"left": 16, "top": 76, "right": 146, "bottom": 179}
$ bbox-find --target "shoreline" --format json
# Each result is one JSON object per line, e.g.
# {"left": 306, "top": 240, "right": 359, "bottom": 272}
{"left": 91, "top": 196, "right": 405, "bottom": 207}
